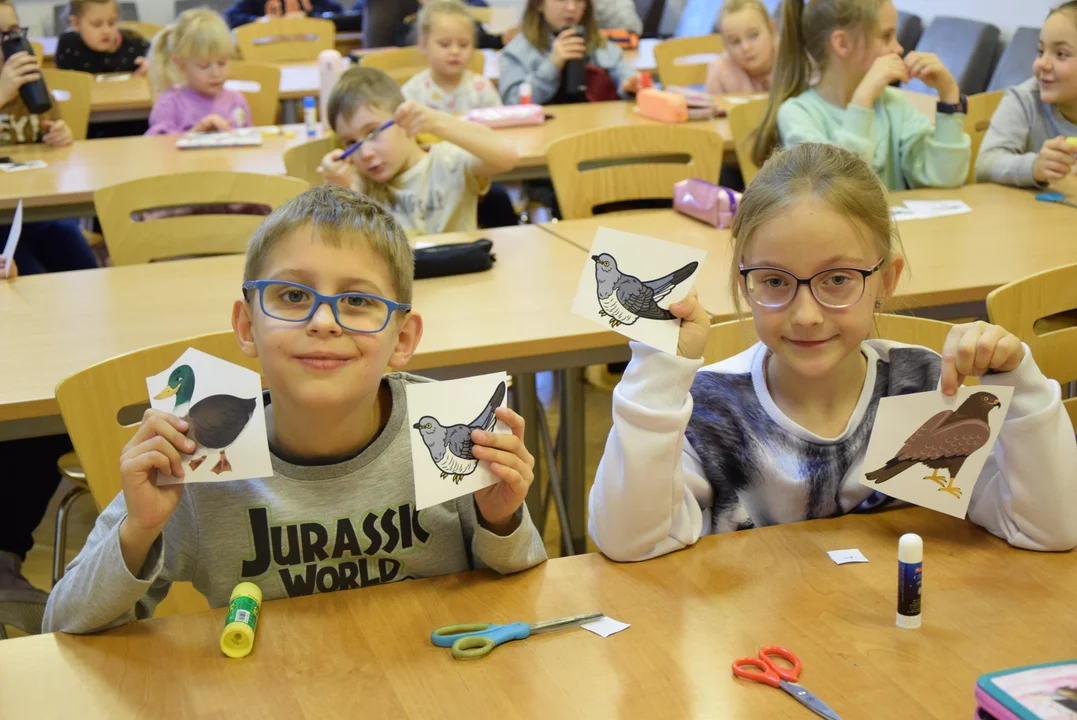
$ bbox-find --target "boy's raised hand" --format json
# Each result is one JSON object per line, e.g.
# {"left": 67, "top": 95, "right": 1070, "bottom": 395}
{"left": 940, "top": 320, "right": 1026, "bottom": 396}
{"left": 471, "top": 408, "right": 535, "bottom": 536}
{"left": 393, "top": 100, "right": 441, "bottom": 137}
{"left": 669, "top": 288, "right": 711, "bottom": 360}
{"left": 119, "top": 409, "right": 195, "bottom": 530}
{"left": 318, "top": 147, "right": 357, "bottom": 187}
{"left": 1033, "top": 135, "right": 1077, "bottom": 184}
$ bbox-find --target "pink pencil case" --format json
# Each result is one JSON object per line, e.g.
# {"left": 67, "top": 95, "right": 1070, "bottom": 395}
{"left": 464, "top": 104, "right": 545, "bottom": 128}
{"left": 974, "top": 660, "right": 1077, "bottom": 720}
{"left": 665, "top": 86, "right": 724, "bottom": 118}
{"left": 673, "top": 179, "right": 741, "bottom": 228}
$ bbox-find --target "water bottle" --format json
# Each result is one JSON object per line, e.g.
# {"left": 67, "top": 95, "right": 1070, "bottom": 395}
{"left": 303, "top": 96, "right": 317, "bottom": 138}
{"left": 1, "top": 31, "right": 52, "bottom": 114}
{"left": 317, "top": 49, "right": 344, "bottom": 130}
{"left": 563, "top": 25, "right": 587, "bottom": 96}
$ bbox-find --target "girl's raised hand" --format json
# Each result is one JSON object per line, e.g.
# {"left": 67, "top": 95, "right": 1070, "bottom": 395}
{"left": 133, "top": 56, "right": 148, "bottom": 77}
{"left": 904, "top": 51, "right": 960, "bottom": 103}
{"left": 550, "top": 28, "right": 586, "bottom": 70}
{"left": 669, "top": 288, "right": 712, "bottom": 360}
{"left": 1033, "top": 136, "right": 1077, "bottom": 184}
{"left": 940, "top": 321, "right": 1025, "bottom": 396}
{"left": 851, "top": 53, "right": 909, "bottom": 108}
{"left": 318, "top": 148, "right": 357, "bottom": 187}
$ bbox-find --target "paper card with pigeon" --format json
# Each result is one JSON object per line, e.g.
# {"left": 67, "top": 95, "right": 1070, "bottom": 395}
{"left": 571, "top": 228, "right": 708, "bottom": 355}
{"left": 407, "top": 372, "right": 510, "bottom": 511}
{"left": 145, "top": 348, "right": 272, "bottom": 485}
{"left": 860, "top": 385, "right": 1014, "bottom": 519}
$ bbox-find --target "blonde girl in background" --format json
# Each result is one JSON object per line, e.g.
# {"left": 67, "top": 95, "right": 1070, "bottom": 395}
{"left": 704, "top": 0, "right": 778, "bottom": 95}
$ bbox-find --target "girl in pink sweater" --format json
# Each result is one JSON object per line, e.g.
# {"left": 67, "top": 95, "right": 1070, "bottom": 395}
{"left": 704, "top": 0, "right": 777, "bottom": 95}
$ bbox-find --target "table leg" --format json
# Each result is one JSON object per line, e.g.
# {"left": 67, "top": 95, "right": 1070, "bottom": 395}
{"left": 558, "top": 367, "right": 587, "bottom": 554}
{"left": 510, "top": 373, "right": 543, "bottom": 521}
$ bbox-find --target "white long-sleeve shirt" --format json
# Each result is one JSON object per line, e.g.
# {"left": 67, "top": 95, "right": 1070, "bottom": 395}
{"left": 589, "top": 340, "right": 1077, "bottom": 562}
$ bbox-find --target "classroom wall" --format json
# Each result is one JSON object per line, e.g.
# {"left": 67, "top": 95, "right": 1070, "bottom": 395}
{"left": 893, "top": 0, "right": 1054, "bottom": 40}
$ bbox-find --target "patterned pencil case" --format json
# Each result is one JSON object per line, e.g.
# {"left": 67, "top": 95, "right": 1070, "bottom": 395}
{"left": 974, "top": 660, "right": 1077, "bottom": 719}
{"left": 414, "top": 239, "right": 496, "bottom": 279}
{"left": 673, "top": 179, "right": 741, "bottom": 228}
{"left": 464, "top": 104, "right": 546, "bottom": 128}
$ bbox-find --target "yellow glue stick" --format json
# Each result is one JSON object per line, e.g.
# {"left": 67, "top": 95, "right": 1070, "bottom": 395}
{"left": 221, "top": 582, "right": 262, "bottom": 658}
{"left": 1067, "top": 136, "right": 1077, "bottom": 147}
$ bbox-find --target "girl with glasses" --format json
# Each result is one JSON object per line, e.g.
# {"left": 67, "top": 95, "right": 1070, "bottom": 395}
{"left": 589, "top": 143, "right": 1077, "bottom": 562}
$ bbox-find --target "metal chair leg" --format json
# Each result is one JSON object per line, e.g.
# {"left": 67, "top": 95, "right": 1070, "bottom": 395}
{"left": 53, "top": 487, "right": 89, "bottom": 587}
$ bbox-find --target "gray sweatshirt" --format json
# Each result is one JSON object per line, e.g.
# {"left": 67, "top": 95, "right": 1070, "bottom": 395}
{"left": 975, "top": 77, "right": 1077, "bottom": 187}
{"left": 594, "top": 0, "right": 643, "bottom": 33}
{"left": 43, "top": 373, "right": 547, "bottom": 634}
{"left": 499, "top": 31, "right": 635, "bottom": 105}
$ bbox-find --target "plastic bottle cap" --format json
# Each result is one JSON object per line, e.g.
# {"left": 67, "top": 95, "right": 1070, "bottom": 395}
{"left": 898, "top": 533, "right": 923, "bottom": 563}
{"left": 304, "top": 97, "right": 316, "bottom": 108}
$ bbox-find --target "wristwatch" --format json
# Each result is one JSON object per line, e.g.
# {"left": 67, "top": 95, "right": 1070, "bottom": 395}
{"left": 936, "top": 94, "right": 968, "bottom": 115}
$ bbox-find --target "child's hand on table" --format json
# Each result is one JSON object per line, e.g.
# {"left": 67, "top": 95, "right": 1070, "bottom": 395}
{"left": 940, "top": 321, "right": 1025, "bottom": 396}
{"left": 669, "top": 288, "right": 712, "bottom": 360}
{"left": 0, "top": 257, "right": 17, "bottom": 279}
{"left": 471, "top": 408, "right": 535, "bottom": 536}
{"left": 1033, "top": 136, "right": 1077, "bottom": 184}
{"left": 41, "top": 119, "right": 73, "bottom": 147}
{"left": 621, "top": 73, "right": 642, "bottom": 94}
{"left": 133, "top": 56, "right": 148, "bottom": 77}
{"left": 193, "top": 114, "right": 232, "bottom": 133}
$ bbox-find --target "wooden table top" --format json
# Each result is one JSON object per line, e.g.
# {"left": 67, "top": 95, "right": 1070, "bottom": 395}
{"left": 1, "top": 507, "right": 1071, "bottom": 719}
{"left": 543, "top": 183, "right": 1077, "bottom": 317}
{"left": 0, "top": 224, "right": 622, "bottom": 426}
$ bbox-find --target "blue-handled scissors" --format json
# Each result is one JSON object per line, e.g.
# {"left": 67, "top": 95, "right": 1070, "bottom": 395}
{"left": 431, "top": 612, "right": 604, "bottom": 660}
{"left": 1036, "top": 192, "right": 1077, "bottom": 209}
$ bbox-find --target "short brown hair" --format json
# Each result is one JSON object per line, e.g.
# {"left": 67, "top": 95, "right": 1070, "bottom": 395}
{"left": 68, "top": 0, "right": 117, "bottom": 17}
{"left": 244, "top": 185, "right": 414, "bottom": 304}
{"left": 327, "top": 65, "right": 404, "bottom": 132}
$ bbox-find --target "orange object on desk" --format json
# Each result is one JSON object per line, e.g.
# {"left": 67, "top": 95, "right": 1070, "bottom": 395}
{"left": 601, "top": 28, "right": 639, "bottom": 49}
{"left": 636, "top": 88, "right": 688, "bottom": 123}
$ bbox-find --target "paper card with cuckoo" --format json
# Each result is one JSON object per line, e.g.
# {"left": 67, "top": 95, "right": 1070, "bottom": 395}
{"left": 571, "top": 228, "right": 707, "bottom": 355}
{"left": 860, "top": 385, "right": 1013, "bottom": 518}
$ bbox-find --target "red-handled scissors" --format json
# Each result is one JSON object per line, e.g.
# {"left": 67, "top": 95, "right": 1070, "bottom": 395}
{"left": 732, "top": 646, "right": 842, "bottom": 720}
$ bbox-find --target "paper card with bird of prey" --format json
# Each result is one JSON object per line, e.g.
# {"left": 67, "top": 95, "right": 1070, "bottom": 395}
{"left": 860, "top": 385, "right": 1013, "bottom": 518}
{"left": 571, "top": 228, "right": 708, "bottom": 355}
{"left": 407, "top": 372, "right": 510, "bottom": 510}
{"left": 146, "top": 348, "right": 272, "bottom": 485}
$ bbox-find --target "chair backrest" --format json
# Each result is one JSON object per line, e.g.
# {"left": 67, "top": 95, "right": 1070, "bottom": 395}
{"left": 362, "top": 0, "right": 420, "bottom": 48}
{"left": 896, "top": 11, "right": 923, "bottom": 53}
{"left": 546, "top": 124, "right": 726, "bottom": 220}
{"left": 118, "top": 1, "right": 139, "bottom": 20}
{"left": 652, "top": 34, "right": 724, "bottom": 87}
{"left": 704, "top": 314, "right": 959, "bottom": 365}
{"left": 987, "top": 263, "right": 1077, "bottom": 432}
{"left": 964, "top": 90, "right": 1005, "bottom": 184}
{"left": 673, "top": 0, "right": 723, "bottom": 37}
{"left": 283, "top": 135, "right": 335, "bottom": 186}
{"left": 727, "top": 96, "right": 767, "bottom": 185}
{"left": 118, "top": 21, "right": 164, "bottom": 43}
{"left": 360, "top": 45, "right": 485, "bottom": 86}
{"left": 226, "top": 61, "right": 281, "bottom": 126}
{"left": 904, "top": 16, "right": 1001, "bottom": 96}
{"left": 988, "top": 26, "right": 1040, "bottom": 92}
{"left": 30, "top": 40, "right": 45, "bottom": 59}
{"left": 235, "top": 16, "right": 335, "bottom": 62}
{"left": 41, "top": 68, "right": 93, "bottom": 141}
{"left": 55, "top": 331, "right": 263, "bottom": 510}
{"left": 94, "top": 172, "right": 310, "bottom": 265}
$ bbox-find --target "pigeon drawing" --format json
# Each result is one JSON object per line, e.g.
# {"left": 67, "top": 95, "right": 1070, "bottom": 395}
{"left": 865, "top": 391, "right": 1002, "bottom": 499}
{"left": 592, "top": 253, "right": 699, "bottom": 328}
{"left": 412, "top": 381, "right": 507, "bottom": 484}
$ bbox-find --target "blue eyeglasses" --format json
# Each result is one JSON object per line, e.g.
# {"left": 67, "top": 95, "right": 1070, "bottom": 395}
{"left": 242, "top": 280, "right": 411, "bottom": 334}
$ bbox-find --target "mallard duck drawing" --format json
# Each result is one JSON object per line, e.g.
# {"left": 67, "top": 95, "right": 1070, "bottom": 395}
{"left": 154, "top": 364, "right": 258, "bottom": 475}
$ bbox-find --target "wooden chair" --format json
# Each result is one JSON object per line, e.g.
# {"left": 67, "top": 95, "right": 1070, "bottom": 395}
{"left": 986, "top": 263, "right": 1077, "bottom": 432}
{"left": 30, "top": 40, "right": 45, "bottom": 59}
{"left": 727, "top": 97, "right": 767, "bottom": 185}
{"left": 546, "top": 124, "right": 725, "bottom": 220}
{"left": 227, "top": 61, "right": 282, "bottom": 126}
{"left": 964, "top": 90, "right": 1005, "bottom": 184}
{"left": 360, "top": 46, "right": 485, "bottom": 86}
{"left": 652, "top": 34, "right": 724, "bottom": 88}
{"left": 41, "top": 68, "right": 93, "bottom": 141}
{"left": 118, "top": 21, "right": 164, "bottom": 43}
{"left": 54, "top": 331, "right": 263, "bottom": 616}
{"left": 94, "top": 172, "right": 309, "bottom": 265}
{"left": 284, "top": 135, "right": 336, "bottom": 187}
{"left": 235, "top": 17, "right": 336, "bottom": 63}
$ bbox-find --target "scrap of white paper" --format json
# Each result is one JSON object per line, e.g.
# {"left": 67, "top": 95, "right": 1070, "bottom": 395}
{"left": 146, "top": 348, "right": 272, "bottom": 485}
{"left": 827, "top": 549, "right": 869, "bottom": 565}
{"left": 1, "top": 200, "right": 22, "bottom": 278}
{"left": 1, "top": 160, "right": 47, "bottom": 173}
{"left": 890, "top": 199, "right": 972, "bottom": 222}
{"left": 860, "top": 385, "right": 1014, "bottom": 518}
{"left": 50, "top": 89, "right": 71, "bottom": 101}
{"left": 571, "top": 228, "right": 707, "bottom": 355}
{"left": 582, "top": 616, "right": 630, "bottom": 638}
{"left": 224, "top": 79, "right": 262, "bottom": 93}
{"left": 407, "top": 372, "right": 510, "bottom": 510}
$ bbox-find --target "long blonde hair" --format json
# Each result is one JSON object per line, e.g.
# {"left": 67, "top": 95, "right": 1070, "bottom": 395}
{"left": 147, "top": 9, "right": 234, "bottom": 94}
{"left": 521, "top": 0, "right": 605, "bottom": 54}
{"left": 751, "top": 0, "right": 884, "bottom": 167}
{"left": 730, "top": 143, "right": 903, "bottom": 312}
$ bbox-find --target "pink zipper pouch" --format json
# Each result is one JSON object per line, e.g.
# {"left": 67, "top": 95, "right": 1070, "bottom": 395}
{"left": 464, "top": 104, "right": 545, "bottom": 128}
{"left": 975, "top": 660, "right": 1077, "bottom": 720}
{"left": 673, "top": 179, "right": 741, "bottom": 228}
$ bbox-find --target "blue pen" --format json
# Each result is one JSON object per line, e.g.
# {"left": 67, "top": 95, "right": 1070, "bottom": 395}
{"left": 338, "top": 119, "right": 396, "bottom": 161}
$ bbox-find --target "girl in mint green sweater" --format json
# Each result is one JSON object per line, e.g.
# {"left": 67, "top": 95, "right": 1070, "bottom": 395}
{"left": 752, "top": 0, "right": 970, "bottom": 190}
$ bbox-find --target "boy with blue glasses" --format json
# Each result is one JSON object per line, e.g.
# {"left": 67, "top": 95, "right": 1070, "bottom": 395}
{"left": 44, "top": 186, "right": 546, "bottom": 634}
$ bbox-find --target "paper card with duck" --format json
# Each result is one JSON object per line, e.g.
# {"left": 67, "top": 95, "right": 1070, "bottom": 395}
{"left": 146, "top": 348, "right": 273, "bottom": 485}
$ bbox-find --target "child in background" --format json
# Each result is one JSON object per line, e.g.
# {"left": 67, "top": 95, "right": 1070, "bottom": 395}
{"left": 753, "top": 0, "right": 970, "bottom": 190}
{"left": 704, "top": 0, "right": 777, "bottom": 95}
{"left": 398, "top": 0, "right": 511, "bottom": 50}
{"left": 402, "top": 0, "right": 501, "bottom": 113}
{"left": 499, "top": 0, "right": 641, "bottom": 105}
{"left": 588, "top": 142, "right": 1077, "bottom": 563}
{"left": 976, "top": 1, "right": 1077, "bottom": 187}
{"left": 224, "top": 0, "right": 344, "bottom": 29}
{"left": 319, "top": 66, "right": 518, "bottom": 235}
{"left": 43, "top": 185, "right": 545, "bottom": 633}
{"left": 145, "top": 9, "right": 252, "bottom": 135}
{"left": 56, "top": 0, "right": 150, "bottom": 76}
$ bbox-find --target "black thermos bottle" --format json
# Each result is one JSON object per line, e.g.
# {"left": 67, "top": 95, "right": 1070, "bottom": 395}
{"left": 563, "top": 25, "right": 587, "bottom": 95}
{"left": 1, "top": 31, "right": 52, "bottom": 114}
